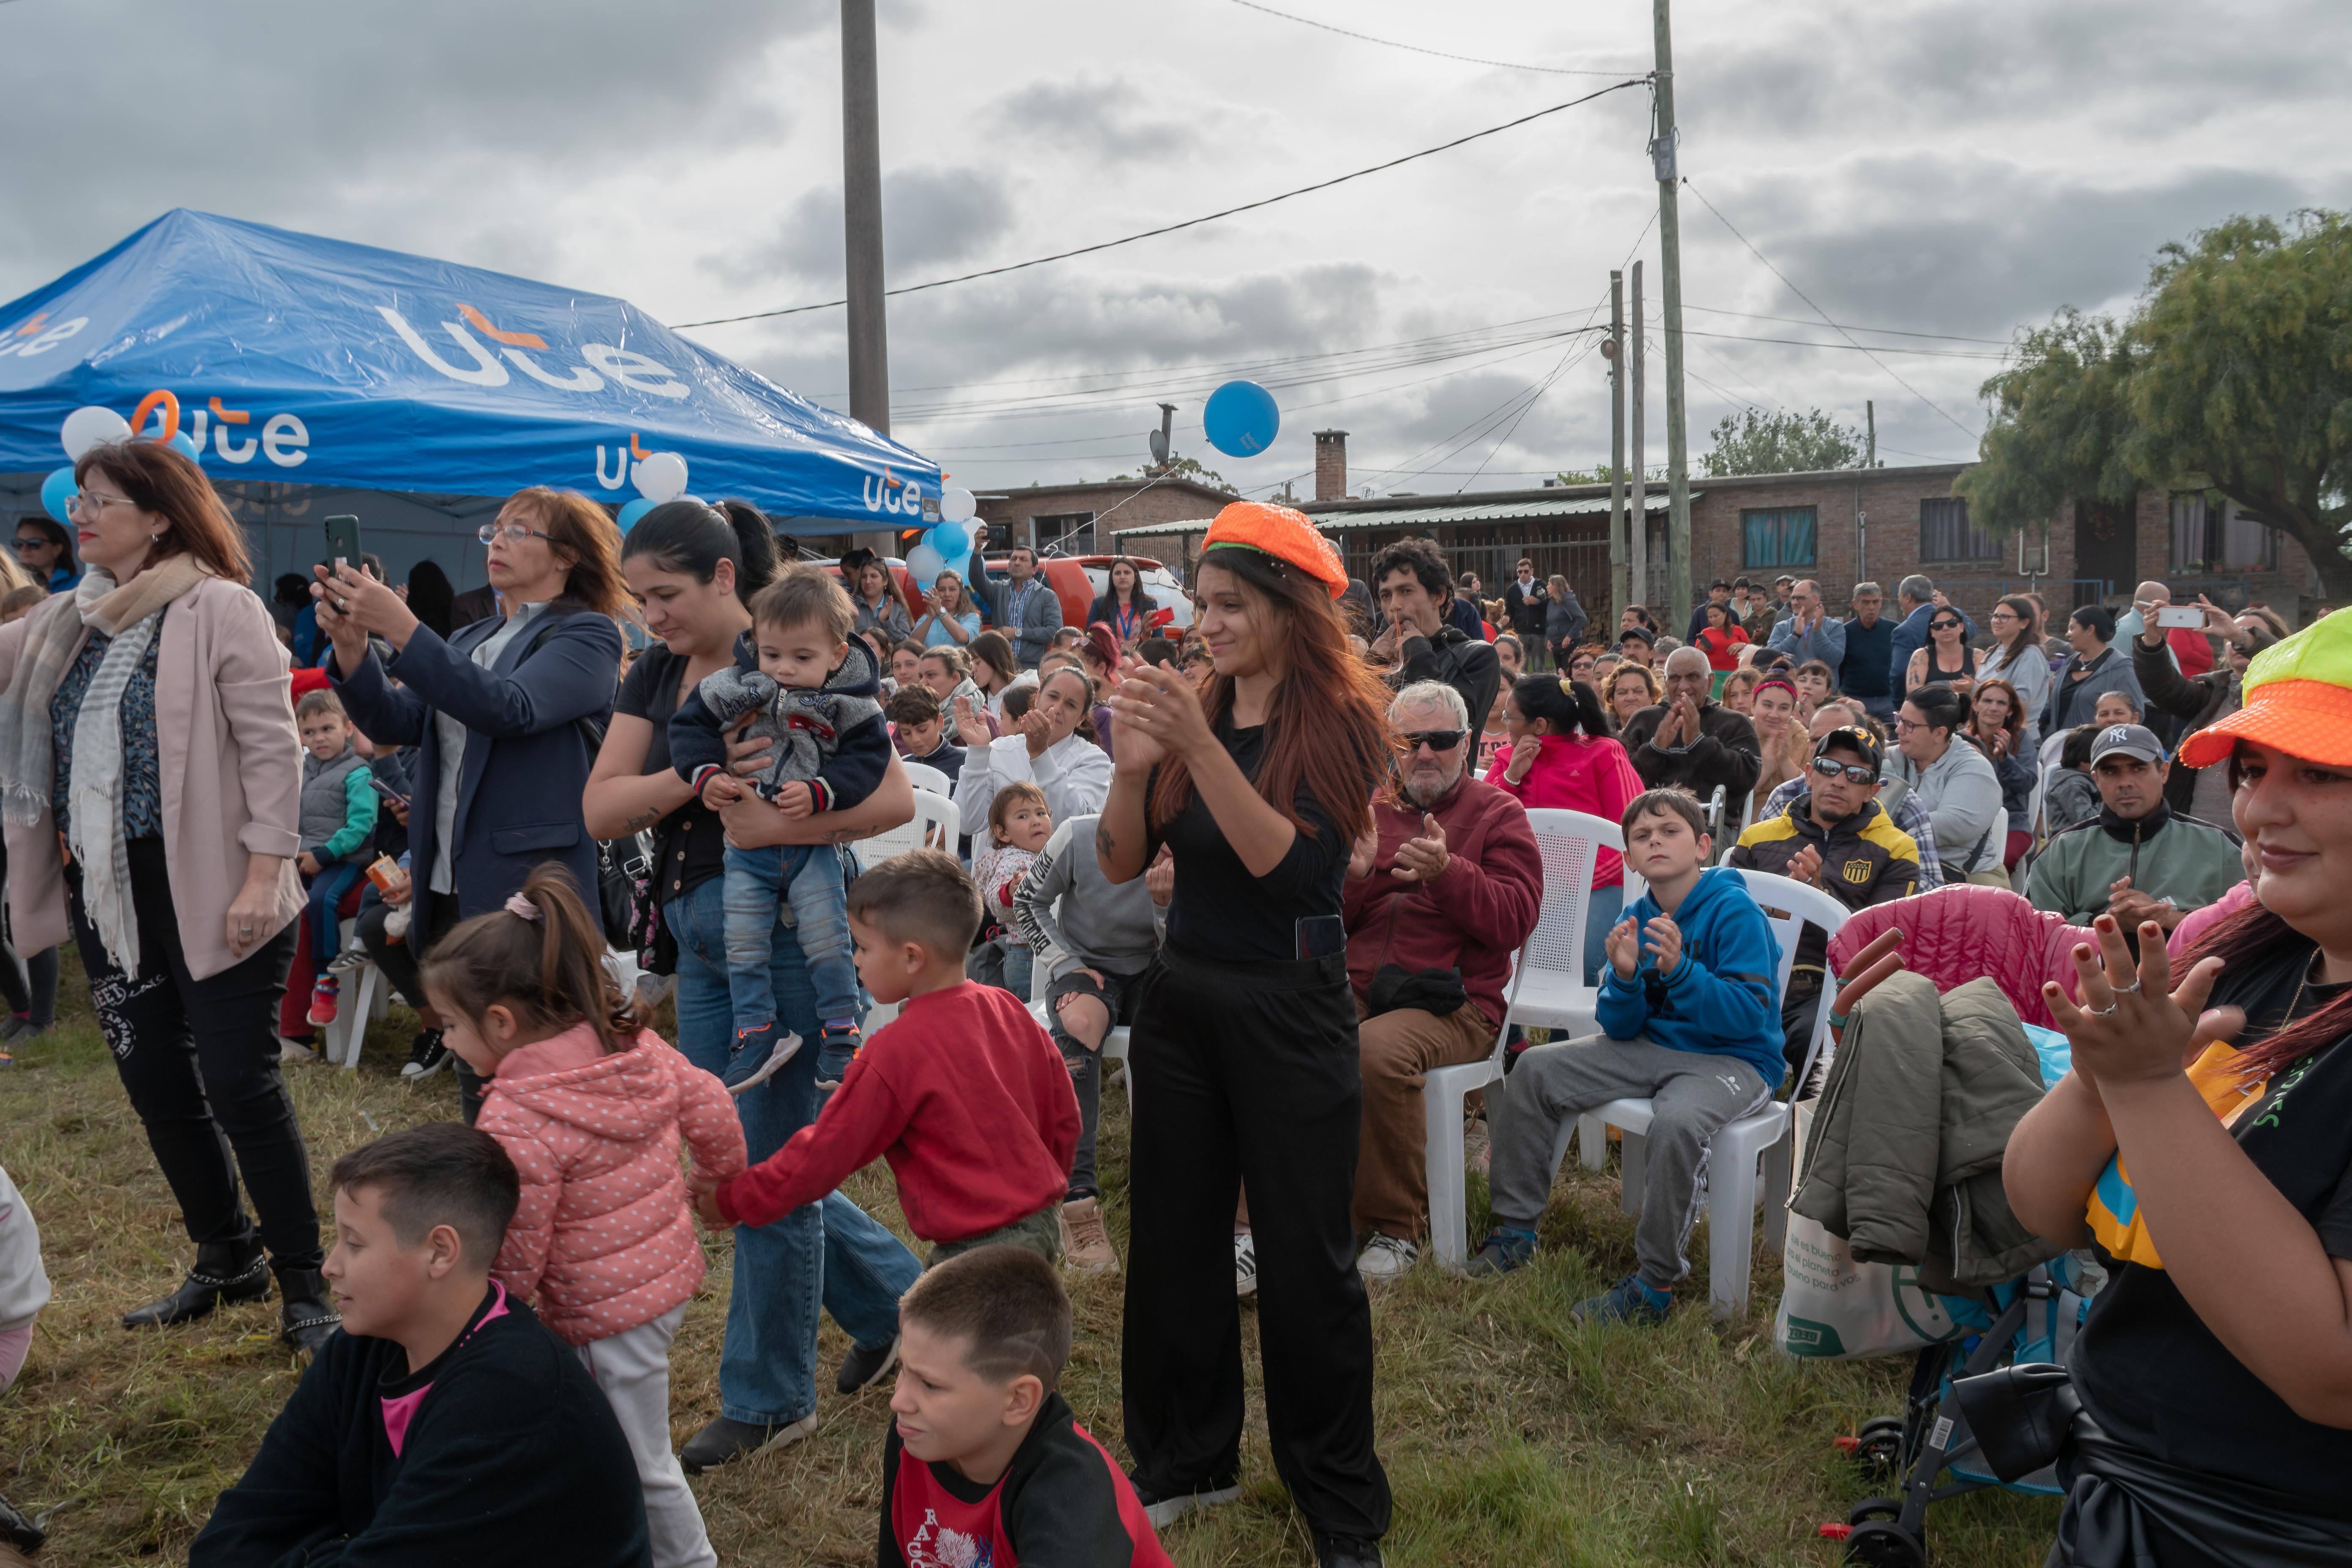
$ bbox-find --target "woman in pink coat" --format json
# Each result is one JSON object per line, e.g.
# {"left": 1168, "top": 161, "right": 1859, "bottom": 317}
{"left": 425, "top": 869, "right": 746, "bottom": 1568}
{"left": 1485, "top": 674, "right": 1645, "bottom": 982}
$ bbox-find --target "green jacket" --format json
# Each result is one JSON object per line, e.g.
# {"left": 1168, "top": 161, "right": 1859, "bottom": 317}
{"left": 1791, "top": 972, "right": 2062, "bottom": 1293}
{"left": 2025, "top": 801, "right": 2241, "bottom": 926}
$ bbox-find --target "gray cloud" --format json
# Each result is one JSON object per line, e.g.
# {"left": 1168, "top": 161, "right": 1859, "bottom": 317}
{"left": 984, "top": 78, "right": 1199, "bottom": 161}
{"left": 709, "top": 166, "right": 1017, "bottom": 289}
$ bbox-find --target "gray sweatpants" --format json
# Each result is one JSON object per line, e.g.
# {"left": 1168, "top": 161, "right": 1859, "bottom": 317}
{"left": 1488, "top": 1034, "right": 1772, "bottom": 1291}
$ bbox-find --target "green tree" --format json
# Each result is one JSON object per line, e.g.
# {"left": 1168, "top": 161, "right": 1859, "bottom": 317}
{"left": 1961, "top": 210, "right": 2352, "bottom": 596}
{"left": 1109, "top": 455, "right": 1236, "bottom": 493}
{"left": 1701, "top": 407, "right": 1870, "bottom": 476}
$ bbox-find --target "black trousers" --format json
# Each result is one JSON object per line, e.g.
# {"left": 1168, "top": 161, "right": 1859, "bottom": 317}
{"left": 69, "top": 838, "right": 320, "bottom": 1271}
{"left": 0, "top": 835, "right": 59, "bottom": 1027}
{"left": 1122, "top": 944, "right": 1391, "bottom": 1541}
{"left": 355, "top": 889, "right": 482, "bottom": 1121}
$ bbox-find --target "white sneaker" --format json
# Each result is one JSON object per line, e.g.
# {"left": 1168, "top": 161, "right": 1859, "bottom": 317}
{"left": 1233, "top": 1231, "right": 1257, "bottom": 1298}
{"left": 278, "top": 1037, "right": 321, "bottom": 1065}
{"left": 1356, "top": 1233, "right": 1418, "bottom": 1282}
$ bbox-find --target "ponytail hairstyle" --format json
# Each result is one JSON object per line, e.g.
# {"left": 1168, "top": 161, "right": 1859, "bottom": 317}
{"left": 1511, "top": 673, "right": 1608, "bottom": 739}
{"left": 1904, "top": 681, "right": 1967, "bottom": 740}
{"left": 420, "top": 866, "right": 641, "bottom": 1056}
{"left": 622, "top": 498, "right": 779, "bottom": 607}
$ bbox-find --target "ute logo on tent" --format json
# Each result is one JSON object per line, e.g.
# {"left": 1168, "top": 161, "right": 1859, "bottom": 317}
{"left": 378, "top": 302, "right": 690, "bottom": 401}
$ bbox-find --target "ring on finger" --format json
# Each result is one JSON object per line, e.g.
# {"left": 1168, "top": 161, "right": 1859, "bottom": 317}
{"left": 2115, "top": 980, "right": 2142, "bottom": 996}
{"left": 2088, "top": 1001, "right": 2121, "bottom": 1017}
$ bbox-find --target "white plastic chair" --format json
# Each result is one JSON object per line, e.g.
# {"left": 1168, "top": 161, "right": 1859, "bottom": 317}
{"left": 1569, "top": 867, "right": 1851, "bottom": 1318}
{"left": 1026, "top": 948, "right": 1134, "bottom": 1108}
{"left": 901, "top": 760, "right": 952, "bottom": 797}
{"left": 1425, "top": 807, "right": 1620, "bottom": 1271}
{"left": 326, "top": 917, "right": 391, "bottom": 1070}
{"left": 849, "top": 787, "right": 958, "bottom": 865}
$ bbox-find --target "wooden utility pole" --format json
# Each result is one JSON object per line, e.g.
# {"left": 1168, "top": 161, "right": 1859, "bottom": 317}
{"left": 842, "top": 0, "right": 894, "bottom": 553}
{"left": 1629, "top": 260, "right": 1647, "bottom": 613}
{"left": 1609, "top": 270, "right": 1628, "bottom": 618}
{"left": 1653, "top": 0, "right": 1691, "bottom": 629}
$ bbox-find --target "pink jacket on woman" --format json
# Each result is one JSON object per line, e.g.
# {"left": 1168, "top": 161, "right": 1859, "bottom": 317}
{"left": 0, "top": 577, "right": 303, "bottom": 980}
{"left": 480, "top": 1024, "right": 747, "bottom": 1346}
{"left": 1484, "top": 732, "right": 1644, "bottom": 888}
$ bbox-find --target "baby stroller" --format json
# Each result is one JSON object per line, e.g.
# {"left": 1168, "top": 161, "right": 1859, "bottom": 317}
{"left": 1801, "top": 887, "right": 2101, "bottom": 1568}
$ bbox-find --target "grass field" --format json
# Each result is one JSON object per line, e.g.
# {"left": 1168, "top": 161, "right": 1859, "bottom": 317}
{"left": 0, "top": 969, "right": 2064, "bottom": 1566}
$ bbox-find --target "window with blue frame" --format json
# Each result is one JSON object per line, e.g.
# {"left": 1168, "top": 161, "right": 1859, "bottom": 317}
{"left": 1741, "top": 506, "right": 1817, "bottom": 569}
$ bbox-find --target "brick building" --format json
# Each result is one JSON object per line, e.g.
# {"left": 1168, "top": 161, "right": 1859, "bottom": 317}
{"left": 970, "top": 477, "right": 1238, "bottom": 559}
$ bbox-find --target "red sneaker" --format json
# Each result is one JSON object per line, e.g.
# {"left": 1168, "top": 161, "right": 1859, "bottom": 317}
{"left": 307, "top": 976, "right": 340, "bottom": 1027}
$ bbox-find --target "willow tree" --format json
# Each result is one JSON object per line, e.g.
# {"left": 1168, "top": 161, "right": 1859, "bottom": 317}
{"left": 1961, "top": 211, "right": 2352, "bottom": 598}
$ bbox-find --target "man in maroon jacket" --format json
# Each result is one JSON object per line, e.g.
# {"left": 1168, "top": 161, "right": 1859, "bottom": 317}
{"left": 1342, "top": 681, "right": 1542, "bottom": 1282}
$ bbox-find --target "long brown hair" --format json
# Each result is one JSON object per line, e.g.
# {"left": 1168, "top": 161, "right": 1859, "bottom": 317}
{"left": 2180, "top": 896, "right": 2351, "bottom": 1083}
{"left": 1993, "top": 594, "right": 2041, "bottom": 667}
{"left": 420, "top": 866, "right": 642, "bottom": 1055}
{"left": 74, "top": 439, "right": 253, "bottom": 581}
{"left": 1968, "top": 676, "right": 2027, "bottom": 754}
{"left": 501, "top": 486, "right": 631, "bottom": 619}
{"left": 1147, "top": 546, "right": 1391, "bottom": 842}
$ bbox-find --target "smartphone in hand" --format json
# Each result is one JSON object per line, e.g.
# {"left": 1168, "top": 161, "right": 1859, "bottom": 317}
{"left": 322, "top": 514, "right": 364, "bottom": 572}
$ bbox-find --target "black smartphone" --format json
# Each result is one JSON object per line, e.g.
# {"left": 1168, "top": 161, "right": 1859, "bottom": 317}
{"left": 322, "top": 514, "right": 363, "bottom": 572}
{"left": 366, "top": 776, "right": 408, "bottom": 808}
{"left": 1294, "top": 914, "right": 1347, "bottom": 961}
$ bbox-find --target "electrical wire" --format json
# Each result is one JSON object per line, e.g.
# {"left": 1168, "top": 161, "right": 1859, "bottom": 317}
{"left": 1681, "top": 302, "right": 2012, "bottom": 346}
{"left": 1225, "top": 0, "right": 1642, "bottom": 77}
{"left": 675, "top": 78, "right": 1649, "bottom": 328}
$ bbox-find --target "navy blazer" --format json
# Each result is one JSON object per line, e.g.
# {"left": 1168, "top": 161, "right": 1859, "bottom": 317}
{"left": 332, "top": 607, "right": 621, "bottom": 918}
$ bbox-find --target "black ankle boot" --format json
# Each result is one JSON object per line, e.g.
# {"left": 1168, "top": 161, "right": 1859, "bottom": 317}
{"left": 122, "top": 1240, "right": 270, "bottom": 1330}
{"left": 275, "top": 1265, "right": 340, "bottom": 1359}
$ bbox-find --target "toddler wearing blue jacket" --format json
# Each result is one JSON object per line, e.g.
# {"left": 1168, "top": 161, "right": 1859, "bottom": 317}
{"left": 1471, "top": 788, "right": 1783, "bottom": 1324}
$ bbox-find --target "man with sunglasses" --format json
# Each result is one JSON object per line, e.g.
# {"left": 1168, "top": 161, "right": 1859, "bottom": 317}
{"left": 1729, "top": 725, "right": 1921, "bottom": 1081}
{"left": 1338, "top": 681, "right": 1540, "bottom": 1283}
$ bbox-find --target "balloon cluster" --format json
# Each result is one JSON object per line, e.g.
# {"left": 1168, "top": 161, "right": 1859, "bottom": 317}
{"left": 41, "top": 396, "right": 201, "bottom": 523}
{"left": 616, "top": 450, "right": 694, "bottom": 532}
{"left": 902, "top": 485, "right": 977, "bottom": 590}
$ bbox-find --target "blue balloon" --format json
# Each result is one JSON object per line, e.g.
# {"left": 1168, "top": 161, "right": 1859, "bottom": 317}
{"left": 927, "top": 519, "right": 969, "bottom": 559}
{"left": 1204, "top": 378, "right": 1279, "bottom": 458}
{"left": 167, "top": 431, "right": 202, "bottom": 463}
{"left": 616, "top": 497, "right": 656, "bottom": 533}
{"left": 40, "top": 467, "right": 76, "bottom": 525}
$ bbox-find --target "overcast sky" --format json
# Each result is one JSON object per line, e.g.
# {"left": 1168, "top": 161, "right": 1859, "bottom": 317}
{"left": 3, "top": 0, "right": 2345, "bottom": 501}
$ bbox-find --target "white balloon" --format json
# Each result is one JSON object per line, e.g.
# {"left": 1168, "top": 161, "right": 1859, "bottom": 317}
{"left": 633, "top": 451, "right": 689, "bottom": 503}
{"left": 938, "top": 486, "right": 977, "bottom": 523}
{"left": 60, "top": 405, "right": 131, "bottom": 461}
{"left": 903, "top": 542, "right": 945, "bottom": 589}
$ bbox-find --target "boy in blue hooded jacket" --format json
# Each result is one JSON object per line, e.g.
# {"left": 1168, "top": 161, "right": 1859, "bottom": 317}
{"left": 1470, "top": 788, "right": 1783, "bottom": 1323}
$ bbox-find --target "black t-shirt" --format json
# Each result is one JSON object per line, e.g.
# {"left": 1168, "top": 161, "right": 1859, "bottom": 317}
{"left": 1149, "top": 714, "right": 1358, "bottom": 965}
{"left": 2069, "top": 936, "right": 2352, "bottom": 1503}
{"left": 615, "top": 640, "right": 735, "bottom": 906}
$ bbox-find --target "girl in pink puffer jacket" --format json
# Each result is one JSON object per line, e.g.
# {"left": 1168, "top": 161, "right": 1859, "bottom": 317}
{"left": 425, "top": 869, "right": 745, "bottom": 1568}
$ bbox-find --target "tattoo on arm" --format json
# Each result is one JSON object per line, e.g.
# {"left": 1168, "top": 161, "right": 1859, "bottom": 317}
{"left": 1095, "top": 820, "right": 1115, "bottom": 864}
{"left": 622, "top": 808, "right": 659, "bottom": 832}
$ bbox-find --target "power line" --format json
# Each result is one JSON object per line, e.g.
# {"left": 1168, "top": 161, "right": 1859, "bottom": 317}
{"left": 1681, "top": 302, "right": 2012, "bottom": 346}
{"left": 675, "top": 78, "right": 1649, "bottom": 328}
{"left": 1226, "top": 0, "right": 1642, "bottom": 77}
{"left": 1682, "top": 179, "right": 1982, "bottom": 442}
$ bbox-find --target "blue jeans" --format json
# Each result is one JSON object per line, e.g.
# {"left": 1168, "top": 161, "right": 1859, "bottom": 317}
{"left": 1000, "top": 943, "right": 1034, "bottom": 1004}
{"left": 666, "top": 877, "right": 920, "bottom": 1428}
{"left": 722, "top": 842, "right": 858, "bottom": 1038}
{"left": 304, "top": 861, "right": 362, "bottom": 967}
{"left": 1583, "top": 879, "right": 1624, "bottom": 988}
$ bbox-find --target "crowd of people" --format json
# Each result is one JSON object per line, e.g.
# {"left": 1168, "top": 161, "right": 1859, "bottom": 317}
{"left": 0, "top": 446, "right": 2346, "bottom": 1568}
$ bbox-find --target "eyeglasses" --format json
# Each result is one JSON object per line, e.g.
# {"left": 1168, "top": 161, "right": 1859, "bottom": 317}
{"left": 477, "top": 521, "right": 553, "bottom": 545}
{"left": 1892, "top": 716, "right": 1926, "bottom": 734}
{"left": 1399, "top": 730, "right": 1466, "bottom": 752}
{"left": 63, "top": 492, "right": 136, "bottom": 519}
{"left": 10, "top": 536, "right": 52, "bottom": 552}
{"left": 1810, "top": 755, "right": 1877, "bottom": 785}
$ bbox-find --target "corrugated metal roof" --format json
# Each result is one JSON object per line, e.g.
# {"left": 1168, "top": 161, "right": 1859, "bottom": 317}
{"left": 1110, "top": 490, "right": 1686, "bottom": 539}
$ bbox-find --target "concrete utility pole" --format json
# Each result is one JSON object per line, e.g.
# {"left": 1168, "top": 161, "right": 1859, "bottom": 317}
{"left": 1866, "top": 399, "right": 1876, "bottom": 467}
{"left": 1653, "top": 0, "right": 1692, "bottom": 627}
{"left": 1609, "top": 270, "right": 1628, "bottom": 617}
{"left": 1629, "top": 261, "right": 1647, "bottom": 612}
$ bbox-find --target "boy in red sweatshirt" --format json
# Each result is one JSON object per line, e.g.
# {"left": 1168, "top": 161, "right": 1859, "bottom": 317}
{"left": 693, "top": 849, "right": 1079, "bottom": 1264}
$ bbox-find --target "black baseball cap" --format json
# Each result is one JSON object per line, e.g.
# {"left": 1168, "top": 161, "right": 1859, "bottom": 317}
{"left": 1618, "top": 626, "right": 1657, "bottom": 646}
{"left": 1814, "top": 724, "right": 1884, "bottom": 775}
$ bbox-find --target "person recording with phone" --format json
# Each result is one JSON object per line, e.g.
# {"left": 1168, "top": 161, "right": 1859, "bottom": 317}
{"left": 1095, "top": 503, "right": 1394, "bottom": 1568}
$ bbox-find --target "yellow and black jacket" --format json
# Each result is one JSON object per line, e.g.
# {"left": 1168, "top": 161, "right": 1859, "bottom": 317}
{"left": 1728, "top": 794, "right": 1921, "bottom": 971}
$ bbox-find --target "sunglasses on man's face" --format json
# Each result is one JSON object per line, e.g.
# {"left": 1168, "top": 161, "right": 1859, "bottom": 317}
{"left": 1399, "top": 730, "right": 1466, "bottom": 753}
{"left": 1810, "top": 755, "right": 1876, "bottom": 785}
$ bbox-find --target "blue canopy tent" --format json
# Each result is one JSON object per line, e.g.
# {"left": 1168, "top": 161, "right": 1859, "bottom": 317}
{"left": 0, "top": 210, "right": 942, "bottom": 591}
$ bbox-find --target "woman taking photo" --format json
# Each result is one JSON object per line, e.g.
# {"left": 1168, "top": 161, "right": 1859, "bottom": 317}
{"left": 1086, "top": 555, "right": 1157, "bottom": 648}
{"left": 317, "top": 486, "right": 624, "bottom": 1122}
{"left": 1904, "top": 604, "right": 1981, "bottom": 697}
{"left": 1606, "top": 662, "right": 1660, "bottom": 732}
{"left": 1964, "top": 676, "right": 2036, "bottom": 873}
{"left": 2004, "top": 616, "right": 2352, "bottom": 1561}
{"left": 0, "top": 440, "right": 331, "bottom": 1353}
{"left": 914, "top": 566, "right": 980, "bottom": 648}
{"left": 1977, "top": 595, "right": 2050, "bottom": 751}
{"left": 1097, "top": 503, "right": 1392, "bottom": 1562}
{"left": 1695, "top": 600, "right": 1750, "bottom": 671}
{"left": 1488, "top": 673, "right": 1642, "bottom": 982}
{"left": 583, "top": 500, "right": 922, "bottom": 1471}
{"left": 1890, "top": 683, "right": 2007, "bottom": 886}
{"left": 953, "top": 664, "right": 1113, "bottom": 839}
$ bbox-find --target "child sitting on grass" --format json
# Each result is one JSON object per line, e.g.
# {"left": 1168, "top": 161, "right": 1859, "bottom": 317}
{"left": 424, "top": 868, "right": 745, "bottom": 1568}
{"left": 190, "top": 1124, "right": 653, "bottom": 1567}
{"left": 292, "top": 689, "right": 378, "bottom": 1028}
{"left": 1470, "top": 788, "right": 1783, "bottom": 1324}
{"left": 693, "top": 850, "right": 1079, "bottom": 1266}
{"left": 882, "top": 1246, "right": 1172, "bottom": 1567}
{"left": 975, "top": 781, "right": 1052, "bottom": 1000}
{"left": 670, "top": 569, "right": 890, "bottom": 1093}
